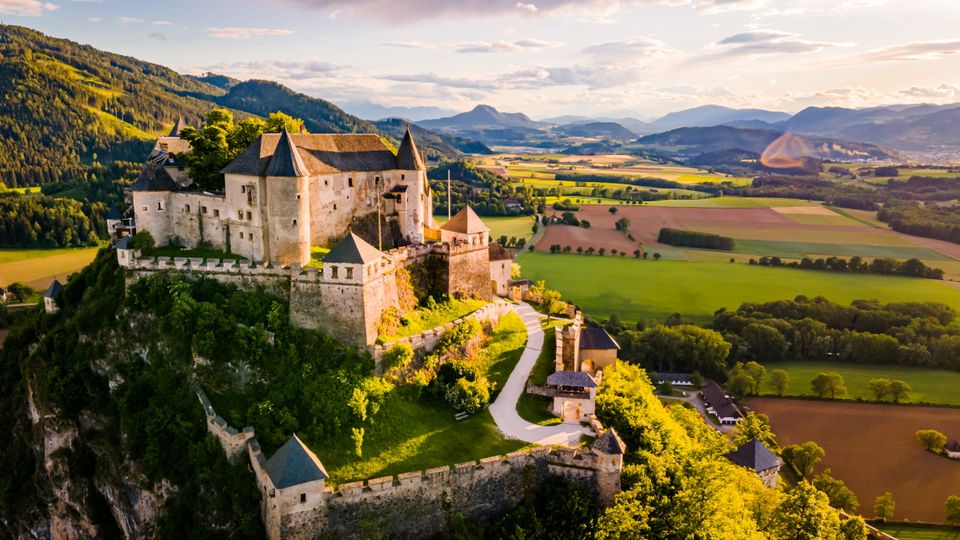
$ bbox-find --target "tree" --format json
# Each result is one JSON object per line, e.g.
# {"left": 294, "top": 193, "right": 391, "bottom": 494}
{"left": 810, "top": 372, "right": 846, "bottom": 399}
{"left": 782, "top": 441, "right": 825, "bottom": 478}
{"left": 741, "top": 322, "right": 789, "bottom": 362}
{"left": 916, "top": 429, "right": 948, "bottom": 453}
{"left": 873, "top": 492, "right": 895, "bottom": 521}
{"left": 129, "top": 230, "right": 155, "bottom": 252}
{"left": 653, "top": 252, "right": 661, "bottom": 260}
{"left": 773, "top": 482, "right": 841, "bottom": 540}
{"left": 769, "top": 369, "right": 790, "bottom": 396}
{"left": 813, "top": 469, "right": 860, "bottom": 512}
{"left": 733, "top": 412, "right": 777, "bottom": 448}
{"left": 839, "top": 516, "right": 869, "bottom": 540}
{"left": 743, "top": 361, "right": 766, "bottom": 394}
{"left": 868, "top": 378, "right": 890, "bottom": 401}
{"left": 727, "top": 372, "right": 755, "bottom": 398}
{"left": 351, "top": 426, "right": 364, "bottom": 457}
{"left": 888, "top": 379, "right": 911, "bottom": 403}
{"left": 633, "top": 249, "right": 641, "bottom": 258}
{"left": 946, "top": 495, "right": 960, "bottom": 525}
{"left": 615, "top": 217, "right": 631, "bottom": 232}
{"left": 608, "top": 207, "right": 618, "bottom": 214}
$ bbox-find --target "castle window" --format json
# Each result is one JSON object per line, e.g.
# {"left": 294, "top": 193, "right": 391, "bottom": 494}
{"left": 201, "top": 206, "right": 208, "bottom": 214}
{"left": 141, "top": 206, "right": 148, "bottom": 212}
{"left": 401, "top": 174, "right": 405, "bottom": 180}
{"left": 156, "top": 200, "right": 165, "bottom": 211}
{"left": 241, "top": 186, "right": 246, "bottom": 193}
{"left": 348, "top": 178, "right": 354, "bottom": 187}
{"left": 297, "top": 194, "right": 301, "bottom": 201}
{"left": 247, "top": 188, "right": 254, "bottom": 205}
{"left": 238, "top": 210, "right": 243, "bottom": 220}
{"left": 214, "top": 209, "right": 220, "bottom": 218}
{"left": 346, "top": 267, "right": 353, "bottom": 279}
{"left": 331, "top": 266, "right": 339, "bottom": 279}
{"left": 246, "top": 211, "right": 252, "bottom": 221}
{"left": 185, "top": 204, "right": 191, "bottom": 213}
{"left": 240, "top": 232, "right": 245, "bottom": 239}
{"left": 292, "top": 219, "right": 297, "bottom": 226}
{"left": 333, "top": 204, "right": 337, "bottom": 210}
{"left": 324, "top": 180, "right": 329, "bottom": 186}
{"left": 300, "top": 494, "right": 306, "bottom": 504}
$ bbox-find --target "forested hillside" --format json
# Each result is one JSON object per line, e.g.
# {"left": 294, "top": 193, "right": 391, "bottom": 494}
{"left": 0, "top": 25, "right": 228, "bottom": 186}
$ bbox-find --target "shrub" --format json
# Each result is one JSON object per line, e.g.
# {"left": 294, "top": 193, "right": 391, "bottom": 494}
{"left": 445, "top": 376, "right": 492, "bottom": 413}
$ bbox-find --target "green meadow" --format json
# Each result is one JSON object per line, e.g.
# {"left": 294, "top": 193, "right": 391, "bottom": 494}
{"left": 517, "top": 253, "right": 960, "bottom": 324}
{"left": 758, "top": 360, "right": 960, "bottom": 405}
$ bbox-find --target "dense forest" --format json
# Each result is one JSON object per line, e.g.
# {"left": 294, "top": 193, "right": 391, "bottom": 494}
{"left": 658, "top": 228, "right": 735, "bottom": 250}
{"left": 0, "top": 191, "right": 106, "bottom": 247}
{"left": 749, "top": 254, "right": 944, "bottom": 280}
{"left": 877, "top": 201, "right": 960, "bottom": 244}
{"left": 429, "top": 161, "right": 538, "bottom": 216}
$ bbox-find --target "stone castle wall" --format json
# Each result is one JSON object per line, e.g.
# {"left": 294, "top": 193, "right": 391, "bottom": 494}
{"left": 195, "top": 388, "right": 619, "bottom": 540}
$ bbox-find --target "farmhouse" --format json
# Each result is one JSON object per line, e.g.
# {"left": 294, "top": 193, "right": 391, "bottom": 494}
{"left": 652, "top": 372, "right": 696, "bottom": 387}
{"left": 546, "top": 370, "right": 599, "bottom": 423}
{"left": 700, "top": 379, "right": 742, "bottom": 425}
{"left": 43, "top": 279, "right": 62, "bottom": 314}
{"left": 726, "top": 439, "right": 782, "bottom": 489}
{"left": 946, "top": 440, "right": 960, "bottom": 460}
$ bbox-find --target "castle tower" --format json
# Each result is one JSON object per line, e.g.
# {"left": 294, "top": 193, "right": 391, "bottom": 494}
{"left": 168, "top": 114, "right": 187, "bottom": 137}
{"left": 263, "top": 129, "right": 311, "bottom": 266}
{"left": 440, "top": 206, "right": 492, "bottom": 301}
{"left": 590, "top": 428, "right": 626, "bottom": 507}
{"left": 258, "top": 434, "right": 329, "bottom": 540}
{"left": 316, "top": 233, "right": 399, "bottom": 346}
{"left": 394, "top": 126, "right": 432, "bottom": 241}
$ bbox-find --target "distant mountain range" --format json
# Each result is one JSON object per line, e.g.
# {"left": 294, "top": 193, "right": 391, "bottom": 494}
{"left": 338, "top": 100, "right": 458, "bottom": 122}
{"left": 651, "top": 105, "right": 792, "bottom": 131}
{"left": 419, "top": 104, "right": 549, "bottom": 132}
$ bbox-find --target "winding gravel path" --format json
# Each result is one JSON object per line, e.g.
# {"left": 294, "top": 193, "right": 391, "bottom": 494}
{"left": 488, "top": 302, "right": 593, "bottom": 447}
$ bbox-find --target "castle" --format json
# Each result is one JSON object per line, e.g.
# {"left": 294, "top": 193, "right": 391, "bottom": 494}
{"left": 121, "top": 121, "right": 513, "bottom": 346}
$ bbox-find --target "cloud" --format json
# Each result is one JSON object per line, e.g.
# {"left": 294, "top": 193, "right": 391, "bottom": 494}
{"left": 582, "top": 37, "right": 670, "bottom": 61}
{"left": 693, "top": 0, "right": 767, "bottom": 14}
{"left": 856, "top": 39, "right": 960, "bottom": 62}
{"left": 380, "top": 41, "right": 433, "bottom": 49}
{"left": 0, "top": 0, "right": 58, "bottom": 16}
{"left": 151, "top": 20, "right": 173, "bottom": 26}
{"left": 456, "top": 39, "right": 559, "bottom": 53}
{"left": 207, "top": 27, "right": 295, "bottom": 39}
{"left": 516, "top": 1, "right": 538, "bottom": 11}
{"left": 380, "top": 73, "right": 497, "bottom": 90}
{"left": 693, "top": 29, "right": 849, "bottom": 63}
{"left": 116, "top": 16, "right": 142, "bottom": 23}
{"left": 202, "top": 59, "right": 342, "bottom": 82}
{"left": 147, "top": 32, "right": 167, "bottom": 41}
{"left": 898, "top": 84, "right": 960, "bottom": 101}
{"left": 87, "top": 16, "right": 100, "bottom": 22}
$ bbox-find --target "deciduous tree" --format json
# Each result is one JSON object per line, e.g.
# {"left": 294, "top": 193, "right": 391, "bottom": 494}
{"left": 916, "top": 429, "right": 948, "bottom": 453}
{"left": 874, "top": 492, "right": 895, "bottom": 521}
{"left": 782, "top": 441, "right": 825, "bottom": 478}
{"left": 769, "top": 369, "right": 790, "bottom": 396}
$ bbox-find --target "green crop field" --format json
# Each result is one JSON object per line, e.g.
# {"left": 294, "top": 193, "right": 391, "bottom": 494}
{"left": 876, "top": 524, "right": 960, "bottom": 540}
{"left": 673, "top": 174, "right": 754, "bottom": 186}
{"left": 436, "top": 215, "right": 536, "bottom": 242}
{"left": 731, "top": 239, "right": 952, "bottom": 260}
{"left": 757, "top": 360, "right": 960, "bottom": 405}
{"left": 0, "top": 247, "right": 100, "bottom": 290}
{"left": 516, "top": 253, "right": 960, "bottom": 324}
{"left": 645, "top": 197, "right": 820, "bottom": 208}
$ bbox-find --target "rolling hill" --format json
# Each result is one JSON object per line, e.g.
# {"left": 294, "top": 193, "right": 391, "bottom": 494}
{"left": 419, "top": 104, "right": 548, "bottom": 132}
{"left": 554, "top": 121, "right": 637, "bottom": 139}
{"left": 651, "top": 105, "right": 791, "bottom": 130}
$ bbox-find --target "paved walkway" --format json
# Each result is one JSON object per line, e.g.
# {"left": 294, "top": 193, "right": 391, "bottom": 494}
{"left": 489, "top": 301, "right": 594, "bottom": 446}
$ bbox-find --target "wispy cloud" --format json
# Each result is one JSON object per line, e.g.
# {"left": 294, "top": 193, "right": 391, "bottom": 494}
{"left": 151, "top": 20, "right": 173, "bottom": 26}
{"left": 207, "top": 27, "right": 295, "bottom": 39}
{"left": 693, "top": 0, "right": 767, "bottom": 14}
{"left": 456, "top": 39, "right": 560, "bottom": 53}
{"left": 582, "top": 37, "right": 671, "bottom": 62}
{"left": 692, "top": 29, "right": 850, "bottom": 63}
{"left": 116, "top": 16, "right": 143, "bottom": 24}
{"left": 0, "top": 0, "right": 58, "bottom": 16}
{"left": 856, "top": 39, "right": 960, "bottom": 62}
{"left": 87, "top": 16, "right": 101, "bottom": 22}
{"left": 147, "top": 31, "right": 167, "bottom": 41}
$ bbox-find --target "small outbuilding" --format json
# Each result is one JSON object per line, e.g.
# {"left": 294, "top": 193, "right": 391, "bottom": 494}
{"left": 546, "top": 370, "right": 599, "bottom": 423}
{"left": 43, "top": 279, "right": 63, "bottom": 314}
{"left": 652, "top": 372, "right": 696, "bottom": 387}
{"left": 946, "top": 440, "right": 960, "bottom": 460}
{"left": 489, "top": 242, "right": 513, "bottom": 297}
{"left": 577, "top": 327, "right": 620, "bottom": 372}
{"left": 726, "top": 439, "right": 783, "bottom": 488}
{"left": 700, "top": 379, "right": 742, "bottom": 425}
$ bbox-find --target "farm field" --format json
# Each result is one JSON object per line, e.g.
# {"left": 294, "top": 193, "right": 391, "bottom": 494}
{"left": 436, "top": 214, "right": 536, "bottom": 243}
{"left": 516, "top": 253, "right": 960, "bottom": 324}
{"left": 758, "top": 361, "right": 960, "bottom": 405}
{"left": 0, "top": 247, "right": 99, "bottom": 290}
{"left": 749, "top": 398, "right": 960, "bottom": 523}
{"left": 644, "top": 197, "right": 819, "bottom": 208}
{"left": 535, "top": 200, "right": 960, "bottom": 278}
{"left": 876, "top": 523, "right": 960, "bottom": 540}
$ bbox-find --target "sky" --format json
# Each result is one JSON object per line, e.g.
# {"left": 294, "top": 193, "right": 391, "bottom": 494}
{"left": 2, "top": 0, "right": 960, "bottom": 119}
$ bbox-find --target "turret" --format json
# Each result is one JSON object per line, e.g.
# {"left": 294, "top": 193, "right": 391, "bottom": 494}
{"left": 440, "top": 205, "right": 489, "bottom": 247}
{"left": 396, "top": 126, "right": 425, "bottom": 171}
{"left": 168, "top": 114, "right": 188, "bottom": 137}
{"left": 264, "top": 129, "right": 311, "bottom": 265}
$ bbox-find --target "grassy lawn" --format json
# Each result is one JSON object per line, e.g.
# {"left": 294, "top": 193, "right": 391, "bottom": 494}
{"left": 673, "top": 174, "right": 754, "bottom": 186}
{"left": 322, "top": 314, "right": 530, "bottom": 484}
{"left": 731, "top": 239, "right": 952, "bottom": 260}
{"left": 436, "top": 215, "right": 537, "bottom": 243}
{"left": 875, "top": 523, "right": 960, "bottom": 540}
{"left": 515, "top": 320, "right": 567, "bottom": 426}
{"left": 758, "top": 360, "right": 960, "bottom": 405}
{"left": 378, "top": 298, "right": 488, "bottom": 343}
{"left": 517, "top": 253, "right": 960, "bottom": 324}
{"left": 0, "top": 247, "right": 99, "bottom": 289}
{"left": 145, "top": 246, "right": 247, "bottom": 260}
{"left": 645, "top": 197, "right": 820, "bottom": 208}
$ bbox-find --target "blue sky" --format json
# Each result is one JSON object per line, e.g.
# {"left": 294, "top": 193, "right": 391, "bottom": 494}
{"left": 3, "top": 0, "right": 960, "bottom": 119}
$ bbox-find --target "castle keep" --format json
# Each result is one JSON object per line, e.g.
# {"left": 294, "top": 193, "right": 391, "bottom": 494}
{"left": 121, "top": 123, "right": 509, "bottom": 346}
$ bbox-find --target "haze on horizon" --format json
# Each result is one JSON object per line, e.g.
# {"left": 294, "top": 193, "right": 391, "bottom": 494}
{"left": 2, "top": 0, "right": 960, "bottom": 119}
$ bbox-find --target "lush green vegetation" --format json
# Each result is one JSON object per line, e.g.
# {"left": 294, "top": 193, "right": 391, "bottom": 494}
{"left": 755, "top": 361, "right": 960, "bottom": 405}
{"left": 517, "top": 254, "right": 960, "bottom": 324}
{"left": 876, "top": 523, "right": 960, "bottom": 540}
{"left": 879, "top": 202, "right": 960, "bottom": 245}
{"left": 429, "top": 160, "right": 537, "bottom": 217}
{"left": 0, "top": 191, "right": 106, "bottom": 247}
{"left": 659, "top": 227, "right": 735, "bottom": 250}
{"left": 377, "top": 297, "right": 487, "bottom": 342}
{"left": 748, "top": 255, "right": 944, "bottom": 279}
{"left": 515, "top": 321, "right": 565, "bottom": 426}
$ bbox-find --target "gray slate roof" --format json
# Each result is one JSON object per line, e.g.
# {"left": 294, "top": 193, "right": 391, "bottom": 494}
{"left": 652, "top": 372, "right": 694, "bottom": 383}
{"left": 44, "top": 279, "right": 62, "bottom": 298}
{"left": 579, "top": 327, "right": 620, "bottom": 351}
{"left": 701, "top": 379, "right": 741, "bottom": 420}
{"left": 222, "top": 133, "right": 398, "bottom": 176}
{"left": 114, "top": 236, "right": 132, "bottom": 249}
{"left": 547, "top": 370, "right": 598, "bottom": 389}
{"left": 106, "top": 205, "right": 121, "bottom": 220}
{"left": 168, "top": 115, "right": 187, "bottom": 137}
{"left": 592, "top": 429, "right": 626, "bottom": 455}
{"left": 441, "top": 206, "right": 489, "bottom": 234}
{"left": 947, "top": 440, "right": 960, "bottom": 452}
{"left": 396, "top": 127, "right": 426, "bottom": 170}
{"left": 323, "top": 232, "right": 383, "bottom": 264}
{"left": 265, "top": 129, "right": 309, "bottom": 177}
{"left": 131, "top": 151, "right": 179, "bottom": 192}
{"left": 726, "top": 439, "right": 782, "bottom": 472}
{"left": 263, "top": 434, "right": 328, "bottom": 489}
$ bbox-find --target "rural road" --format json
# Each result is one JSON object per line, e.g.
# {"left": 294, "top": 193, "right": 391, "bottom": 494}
{"left": 489, "top": 301, "right": 594, "bottom": 446}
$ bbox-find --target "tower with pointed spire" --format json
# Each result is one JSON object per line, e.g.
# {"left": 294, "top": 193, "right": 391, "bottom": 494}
{"left": 260, "top": 128, "right": 311, "bottom": 265}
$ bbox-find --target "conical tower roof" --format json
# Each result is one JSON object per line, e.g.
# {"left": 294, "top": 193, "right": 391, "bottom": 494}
{"left": 263, "top": 434, "right": 328, "bottom": 489}
{"left": 265, "top": 129, "right": 308, "bottom": 177}
{"left": 441, "top": 205, "right": 489, "bottom": 234}
{"left": 322, "top": 232, "right": 383, "bottom": 264}
{"left": 168, "top": 114, "right": 187, "bottom": 137}
{"left": 396, "top": 126, "right": 425, "bottom": 170}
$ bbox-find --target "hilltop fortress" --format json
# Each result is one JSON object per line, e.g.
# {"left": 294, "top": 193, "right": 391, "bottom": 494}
{"left": 121, "top": 122, "right": 512, "bottom": 346}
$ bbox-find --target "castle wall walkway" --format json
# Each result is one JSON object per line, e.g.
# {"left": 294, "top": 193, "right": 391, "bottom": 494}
{"left": 488, "top": 301, "right": 594, "bottom": 446}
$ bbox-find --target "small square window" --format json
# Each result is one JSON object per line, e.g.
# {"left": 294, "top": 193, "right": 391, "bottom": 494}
{"left": 293, "top": 219, "right": 297, "bottom": 225}
{"left": 297, "top": 194, "right": 301, "bottom": 200}
{"left": 214, "top": 209, "right": 220, "bottom": 217}
{"left": 238, "top": 210, "right": 243, "bottom": 220}
{"left": 240, "top": 232, "right": 244, "bottom": 239}
{"left": 201, "top": 206, "right": 208, "bottom": 214}
{"left": 185, "top": 204, "right": 191, "bottom": 212}
{"left": 331, "top": 266, "right": 339, "bottom": 279}
{"left": 156, "top": 201, "right": 164, "bottom": 211}
{"left": 141, "top": 206, "right": 148, "bottom": 212}
{"left": 348, "top": 178, "right": 354, "bottom": 187}
{"left": 346, "top": 267, "right": 353, "bottom": 279}
{"left": 246, "top": 211, "right": 252, "bottom": 220}
{"left": 300, "top": 494, "right": 306, "bottom": 504}
{"left": 324, "top": 180, "right": 329, "bottom": 186}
